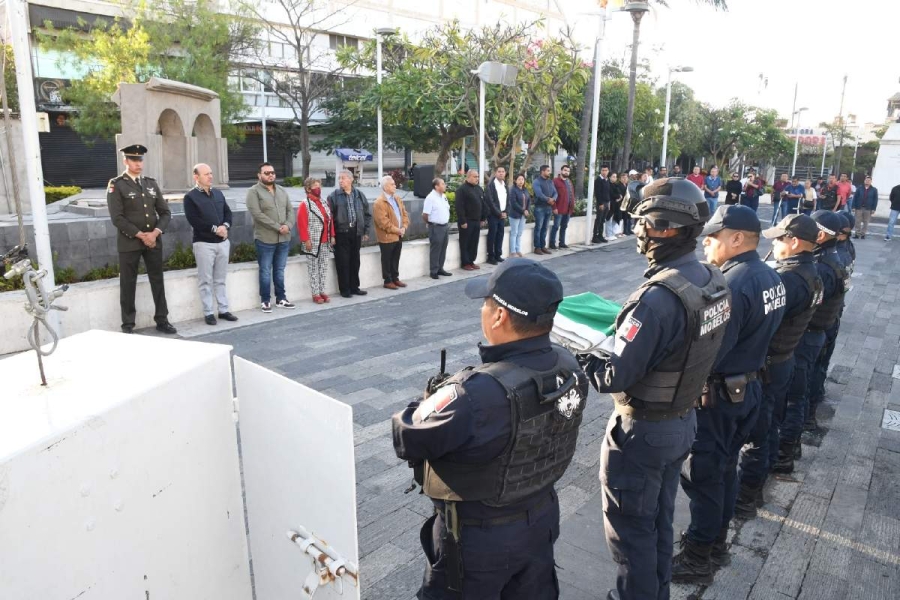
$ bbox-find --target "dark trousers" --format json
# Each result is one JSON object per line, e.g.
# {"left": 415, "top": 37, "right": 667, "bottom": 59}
{"left": 602, "top": 410, "right": 696, "bottom": 600}
{"left": 379, "top": 241, "right": 402, "bottom": 283}
{"left": 780, "top": 330, "right": 826, "bottom": 443}
{"left": 533, "top": 206, "right": 551, "bottom": 249}
{"left": 549, "top": 213, "right": 570, "bottom": 246}
{"left": 486, "top": 215, "right": 505, "bottom": 260}
{"left": 681, "top": 382, "right": 761, "bottom": 544}
{"left": 743, "top": 195, "right": 759, "bottom": 213}
{"left": 809, "top": 319, "right": 840, "bottom": 409}
{"left": 334, "top": 231, "right": 362, "bottom": 294}
{"left": 622, "top": 214, "right": 633, "bottom": 235}
{"left": 118, "top": 243, "right": 168, "bottom": 328}
{"left": 418, "top": 497, "right": 560, "bottom": 599}
{"left": 593, "top": 203, "right": 609, "bottom": 240}
{"left": 741, "top": 358, "right": 794, "bottom": 487}
{"left": 459, "top": 220, "right": 481, "bottom": 266}
{"left": 428, "top": 223, "right": 449, "bottom": 276}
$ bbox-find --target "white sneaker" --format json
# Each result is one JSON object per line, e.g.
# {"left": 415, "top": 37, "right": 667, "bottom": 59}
{"left": 276, "top": 299, "right": 296, "bottom": 309}
{"left": 261, "top": 301, "right": 272, "bottom": 313}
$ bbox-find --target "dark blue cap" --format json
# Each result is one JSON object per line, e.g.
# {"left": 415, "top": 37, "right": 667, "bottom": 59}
{"left": 702, "top": 204, "right": 761, "bottom": 236}
{"left": 119, "top": 143, "right": 148, "bottom": 159}
{"left": 836, "top": 212, "right": 851, "bottom": 233}
{"left": 763, "top": 214, "right": 819, "bottom": 243}
{"left": 844, "top": 211, "right": 855, "bottom": 229}
{"left": 465, "top": 258, "right": 563, "bottom": 322}
{"left": 810, "top": 210, "right": 842, "bottom": 237}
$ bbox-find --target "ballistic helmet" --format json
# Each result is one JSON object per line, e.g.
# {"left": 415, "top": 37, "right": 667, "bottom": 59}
{"left": 626, "top": 177, "right": 710, "bottom": 230}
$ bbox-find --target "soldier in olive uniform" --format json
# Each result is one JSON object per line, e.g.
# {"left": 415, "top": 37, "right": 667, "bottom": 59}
{"left": 107, "top": 144, "right": 177, "bottom": 334}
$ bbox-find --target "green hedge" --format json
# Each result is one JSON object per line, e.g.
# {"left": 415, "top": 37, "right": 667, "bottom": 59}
{"left": 45, "top": 186, "right": 82, "bottom": 203}
{"left": 282, "top": 176, "right": 303, "bottom": 187}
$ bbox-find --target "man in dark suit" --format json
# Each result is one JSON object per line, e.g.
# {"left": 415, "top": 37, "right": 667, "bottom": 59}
{"left": 106, "top": 144, "right": 177, "bottom": 334}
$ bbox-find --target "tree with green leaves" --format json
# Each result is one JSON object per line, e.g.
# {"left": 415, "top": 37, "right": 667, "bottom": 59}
{"left": 38, "top": 0, "right": 257, "bottom": 144}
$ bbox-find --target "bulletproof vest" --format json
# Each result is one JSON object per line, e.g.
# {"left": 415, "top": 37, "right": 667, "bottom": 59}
{"left": 808, "top": 251, "right": 849, "bottom": 331}
{"left": 611, "top": 264, "right": 731, "bottom": 412}
{"left": 422, "top": 346, "right": 588, "bottom": 507}
{"left": 767, "top": 259, "right": 823, "bottom": 362}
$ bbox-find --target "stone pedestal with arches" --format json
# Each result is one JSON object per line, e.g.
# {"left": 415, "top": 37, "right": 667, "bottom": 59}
{"left": 112, "top": 77, "right": 229, "bottom": 191}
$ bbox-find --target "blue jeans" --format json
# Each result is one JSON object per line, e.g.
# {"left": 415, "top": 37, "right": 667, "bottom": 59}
{"left": 255, "top": 239, "right": 289, "bottom": 303}
{"left": 681, "top": 382, "right": 761, "bottom": 543}
{"left": 508, "top": 216, "right": 525, "bottom": 254}
{"left": 780, "top": 199, "right": 798, "bottom": 218}
{"left": 549, "top": 213, "right": 570, "bottom": 246}
{"left": 532, "top": 205, "right": 551, "bottom": 249}
{"left": 887, "top": 209, "right": 900, "bottom": 239}
{"left": 780, "top": 329, "right": 826, "bottom": 444}
{"left": 706, "top": 197, "right": 718, "bottom": 216}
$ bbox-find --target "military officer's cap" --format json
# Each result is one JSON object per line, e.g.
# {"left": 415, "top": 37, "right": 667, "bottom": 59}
{"left": 763, "top": 214, "right": 819, "bottom": 244}
{"left": 465, "top": 258, "right": 563, "bottom": 323}
{"left": 702, "top": 204, "right": 761, "bottom": 236}
{"left": 120, "top": 144, "right": 148, "bottom": 160}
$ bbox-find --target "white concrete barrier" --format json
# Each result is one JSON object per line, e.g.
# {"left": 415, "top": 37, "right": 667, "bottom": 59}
{"left": 0, "top": 218, "right": 591, "bottom": 355}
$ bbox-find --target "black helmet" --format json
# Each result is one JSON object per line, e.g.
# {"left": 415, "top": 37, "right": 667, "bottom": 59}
{"left": 626, "top": 177, "right": 710, "bottom": 230}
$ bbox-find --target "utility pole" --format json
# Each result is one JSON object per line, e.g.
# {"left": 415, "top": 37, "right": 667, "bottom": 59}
{"left": 9, "top": 0, "right": 57, "bottom": 332}
{"left": 833, "top": 75, "right": 848, "bottom": 175}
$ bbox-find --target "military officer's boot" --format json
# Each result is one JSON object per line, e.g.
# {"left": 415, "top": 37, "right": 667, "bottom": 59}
{"left": 672, "top": 533, "right": 713, "bottom": 584}
{"left": 734, "top": 483, "right": 763, "bottom": 520}
{"left": 710, "top": 527, "right": 731, "bottom": 568}
{"left": 773, "top": 441, "right": 795, "bottom": 473}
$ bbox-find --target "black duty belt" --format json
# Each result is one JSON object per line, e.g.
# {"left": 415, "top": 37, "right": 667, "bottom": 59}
{"left": 440, "top": 493, "right": 555, "bottom": 529}
{"left": 709, "top": 371, "right": 758, "bottom": 384}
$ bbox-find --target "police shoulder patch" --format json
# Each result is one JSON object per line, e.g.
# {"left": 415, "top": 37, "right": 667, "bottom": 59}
{"left": 619, "top": 317, "right": 642, "bottom": 342}
{"left": 107, "top": 178, "right": 117, "bottom": 194}
{"left": 412, "top": 385, "right": 459, "bottom": 424}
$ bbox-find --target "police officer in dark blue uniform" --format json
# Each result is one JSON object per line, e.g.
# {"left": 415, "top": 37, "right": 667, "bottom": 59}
{"left": 806, "top": 212, "right": 855, "bottom": 430}
{"left": 734, "top": 215, "right": 823, "bottom": 519}
{"left": 673, "top": 205, "right": 785, "bottom": 583}
{"left": 774, "top": 210, "right": 847, "bottom": 473}
{"left": 392, "top": 258, "right": 588, "bottom": 599}
{"left": 580, "top": 179, "right": 731, "bottom": 600}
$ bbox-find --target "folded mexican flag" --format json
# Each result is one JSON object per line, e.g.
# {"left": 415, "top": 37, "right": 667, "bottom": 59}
{"left": 551, "top": 292, "right": 622, "bottom": 353}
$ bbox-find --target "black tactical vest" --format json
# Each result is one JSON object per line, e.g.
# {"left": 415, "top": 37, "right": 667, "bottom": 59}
{"left": 808, "top": 251, "right": 848, "bottom": 331}
{"left": 767, "top": 259, "right": 823, "bottom": 362}
{"left": 611, "top": 265, "right": 731, "bottom": 412}
{"left": 422, "top": 346, "right": 588, "bottom": 507}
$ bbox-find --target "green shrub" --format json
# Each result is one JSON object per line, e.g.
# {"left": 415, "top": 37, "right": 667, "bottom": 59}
{"left": 81, "top": 263, "right": 120, "bottom": 281}
{"left": 55, "top": 265, "right": 79, "bottom": 284}
{"left": 289, "top": 244, "right": 302, "bottom": 257}
{"left": 165, "top": 242, "right": 196, "bottom": 270}
{"left": 45, "top": 186, "right": 82, "bottom": 203}
{"left": 229, "top": 241, "right": 257, "bottom": 263}
{"left": 283, "top": 176, "right": 303, "bottom": 187}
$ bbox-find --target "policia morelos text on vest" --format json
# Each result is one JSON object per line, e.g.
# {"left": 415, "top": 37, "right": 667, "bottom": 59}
{"left": 106, "top": 144, "right": 177, "bottom": 335}
{"left": 580, "top": 178, "right": 731, "bottom": 600}
{"left": 735, "top": 214, "right": 823, "bottom": 518}
{"left": 392, "top": 258, "right": 588, "bottom": 600}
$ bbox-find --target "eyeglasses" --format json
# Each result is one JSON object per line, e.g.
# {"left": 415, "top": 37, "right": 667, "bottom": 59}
{"left": 261, "top": 171, "right": 276, "bottom": 175}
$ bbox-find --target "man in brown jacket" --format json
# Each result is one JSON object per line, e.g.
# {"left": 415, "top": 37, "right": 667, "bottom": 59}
{"left": 374, "top": 175, "right": 410, "bottom": 289}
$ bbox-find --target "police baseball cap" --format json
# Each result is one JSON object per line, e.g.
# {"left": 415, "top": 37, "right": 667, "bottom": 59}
{"left": 763, "top": 214, "right": 819, "bottom": 243}
{"left": 836, "top": 211, "right": 852, "bottom": 233}
{"left": 844, "top": 211, "right": 856, "bottom": 230}
{"left": 465, "top": 258, "right": 563, "bottom": 322}
{"left": 810, "top": 210, "right": 842, "bottom": 237}
{"left": 702, "top": 204, "right": 762, "bottom": 236}
{"left": 119, "top": 144, "right": 148, "bottom": 160}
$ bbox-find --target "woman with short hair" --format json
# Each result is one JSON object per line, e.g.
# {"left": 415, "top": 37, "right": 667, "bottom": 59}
{"left": 297, "top": 177, "right": 334, "bottom": 304}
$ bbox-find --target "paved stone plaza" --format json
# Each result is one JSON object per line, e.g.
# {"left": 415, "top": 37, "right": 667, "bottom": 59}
{"left": 189, "top": 209, "right": 900, "bottom": 600}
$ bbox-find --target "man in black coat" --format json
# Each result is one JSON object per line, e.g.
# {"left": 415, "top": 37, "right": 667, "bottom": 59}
{"left": 592, "top": 166, "right": 611, "bottom": 243}
{"left": 456, "top": 169, "right": 487, "bottom": 270}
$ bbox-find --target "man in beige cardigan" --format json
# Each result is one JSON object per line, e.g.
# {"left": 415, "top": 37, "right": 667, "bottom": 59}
{"left": 374, "top": 175, "right": 410, "bottom": 290}
{"left": 246, "top": 162, "right": 295, "bottom": 312}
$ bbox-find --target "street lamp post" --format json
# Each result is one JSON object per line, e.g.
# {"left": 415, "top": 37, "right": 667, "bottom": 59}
{"left": 472, "top": 62, "right": 518, "bottom": 182}
{"left": 660, "top": 65, "right": 693, "bottom": 171}
{"left": 375, "top": 27, "right": 398, "bottom": 179}
{"left": 791, "top": 107, "right": 809, "bottom": 177}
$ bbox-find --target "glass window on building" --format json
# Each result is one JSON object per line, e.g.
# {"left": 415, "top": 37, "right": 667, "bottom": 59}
{"left": 329, "top": 34, "right": 359, "bottom": 50}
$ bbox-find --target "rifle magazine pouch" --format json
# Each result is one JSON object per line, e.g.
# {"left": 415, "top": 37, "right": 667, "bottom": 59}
{"left": 723, "top": 374, "right": 748, "bottom": 403}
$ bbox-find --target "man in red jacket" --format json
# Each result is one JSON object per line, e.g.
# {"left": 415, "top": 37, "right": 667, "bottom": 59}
{"left": 550, "top": 164, "right": 576, "bottom": 249}
{"left": 687, "top": 165, "right": 705, "bottom": 188}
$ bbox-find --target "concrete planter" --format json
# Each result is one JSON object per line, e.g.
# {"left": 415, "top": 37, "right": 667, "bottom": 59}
{"left": 1, "top": 218, "right": 591, "bottom": 355}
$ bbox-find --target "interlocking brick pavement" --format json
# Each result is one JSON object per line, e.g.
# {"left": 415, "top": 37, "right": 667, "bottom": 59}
{"left": 190, "top": 207, "right": 900, "bottom": 599}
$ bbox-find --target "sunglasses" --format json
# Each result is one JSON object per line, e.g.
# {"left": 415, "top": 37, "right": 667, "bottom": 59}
{"left": 261, "top": 171, "right": 276, "bottom": 175}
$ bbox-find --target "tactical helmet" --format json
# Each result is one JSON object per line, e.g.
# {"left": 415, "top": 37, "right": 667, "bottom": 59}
{"left": 626, "top": 177, "right": 711, "bottom": 230}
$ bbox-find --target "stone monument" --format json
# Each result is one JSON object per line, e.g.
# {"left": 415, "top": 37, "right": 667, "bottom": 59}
{"left": 872, "top": 121, "right": 900, "bottom": 218}
{"left": 111, "top": 77, "right": 229, "bottom": 191}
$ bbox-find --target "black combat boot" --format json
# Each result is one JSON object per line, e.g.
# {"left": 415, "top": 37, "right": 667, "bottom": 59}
{"left": 734, "top": 483, "right": 763, "bottom": 519}
{"left": 710, "top": 527, "right": 731, "bottom": 568}
{"left": 773, "top": 441, "right": 795, "bottom": 473}
{"left": 671, "top": 534, "right": 713, "bottom": 584}
{"left": 793, "top": 440, "right": 803, "bottom": 459}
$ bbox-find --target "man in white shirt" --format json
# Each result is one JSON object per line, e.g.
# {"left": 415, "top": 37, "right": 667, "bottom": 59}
{"left": 422, "top": 177, "right": 453, "bottom": 279}
{"left": 484, "top": 166, "right": 509, "bottom": 265}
